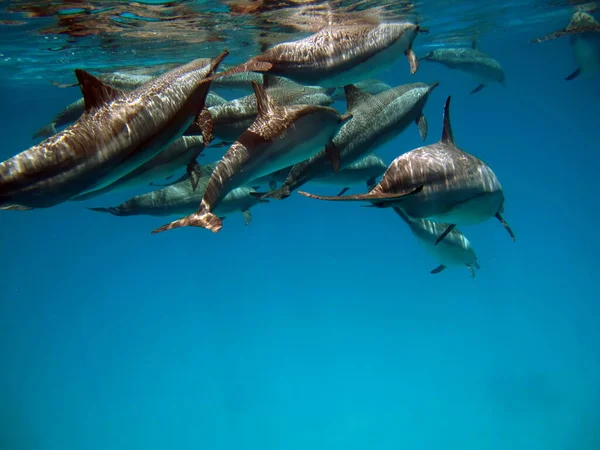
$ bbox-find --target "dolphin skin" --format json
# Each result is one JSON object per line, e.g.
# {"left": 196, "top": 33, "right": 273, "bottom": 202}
{"left": 297, "top": 96, "right": 515, "bottom": 245}
{"left": 420, "top": 40, "right": 505, "bottom": 94}
{"left": 0, "top": 51, "right": 228, "bottom": 210}
{"left": 261, "top": 80, "right": 439, "bottom": 200}
{"left": 393, "top": 207, "right": 480, "bottom": 278}
{"left": 89, "top": 162, "right": 269, "bottom": 224}
{"left": 151, "top": 81, "right": 350, "bottom": 234}
{"left": 244, "top": 21, "right": 424, "bottom": 87}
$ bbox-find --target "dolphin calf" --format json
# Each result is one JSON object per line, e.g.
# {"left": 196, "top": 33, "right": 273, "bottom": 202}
{"left": 89, "top": 163, "right": 269, "bottom": 225}
{"left": 0, "top": 52, "right": 227, "bottom": 210}
{"left": 151, "top": 80, "right": 350, "bottom": 234}
{"left": 393, "top": 207, "right": 480, "bottom": 278}
{"left": 243, "top": 21, "right": 424, "bottom": 87}
{"left": 259, "top": 81, "right": 439, "bottom": 200}
{"left": 420, "top": 40, "right": 505, "bottom": 94}
{"left": 531, "top": 11, "right": 600, "bottom": 80}
{"left": 69, "top": 135, "right": 206, "bottom": 201}
{"left": 297, "top": 96, "right": 515, "bottom": 245}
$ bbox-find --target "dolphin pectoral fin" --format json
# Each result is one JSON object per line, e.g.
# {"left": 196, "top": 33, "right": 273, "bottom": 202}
{"left": 336, "top": 187, "right": 350, "bottom": 196}
{"left": 366, "top": 177, "right": 377, "bottom": 192}
{"left": 405, "top": 47, "right": 419, "bottom": 74}
{"left": 151, "top": 209, "right": 223, "bottom": 234}
{"left": 298, "top": 185, "right": 424, "bottom": 203}
{"left": 325, "top": 142, "right": 341, "bottom": 173}
{"left": 242, "top": 209, "right": 252, "bottom": 225}
{"left": 430, "top": 264, "right": 446, "bottom": 274}
{"left": 187, "top": 161, "right": 202, "bottom": 191}
{"left": 467, "top": 265, "right": 476, "bottom": 278}
{"left": 269, "top": 180, "right": 277, "bottom": 191}
{"left": 194, "top": 108, "right": 214, "bottom": 145}
{"left": 434, "top": 224, "right": 456, "bottom": 245}
{"left": 416, "top": 114, "right": 428, "bottom": 141}
{"left": 496, "top": 213, "right": 515, "bottom": 241}
{"left": 565, "top": 68, "right": 581, "bottom": 81}
{"left": 470, "top": 84, "right": 486, "bottom": 94}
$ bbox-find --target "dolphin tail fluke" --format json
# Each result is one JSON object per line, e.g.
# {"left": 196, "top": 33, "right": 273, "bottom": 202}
{"left": 565, "top": 68, "right": 581, "bottom": 81}
{"left": 250, "top": 185, "right": 291, "bottom": 200}
{"left": 496, "top": 213, "right": 515, "bottom": 241}
{"left": 336, "top": 187, "right": 350, "bottom": 196}
{"left": 405, "top": 47, "right": 419, "bottom": 74}
{"left": 87, "top": 206, "right": 123, "bottom": 216}
{"left": 430, "top": 264, "right": 446, "bottom": 274}
{"left": 298, "top": 185, "right": 424, "bottom": 203}
{"left": 416, "top": 114, "right": 428, "bottom": 141}
{"left": 434, "top": 224, "right": 456, "bottom": 245}
{"left": 152, "top": 209, "right": 223, "bottom": 234}
{"left": 470, "top": 84, "right": 486, "bottom": 94}
{"left": 32, "top": 123, "right": 57, "bottom": 140}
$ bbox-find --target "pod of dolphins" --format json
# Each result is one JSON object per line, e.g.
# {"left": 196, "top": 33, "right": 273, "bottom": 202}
{"left": 1, "top": 11, "right": 598, "bottom": 278}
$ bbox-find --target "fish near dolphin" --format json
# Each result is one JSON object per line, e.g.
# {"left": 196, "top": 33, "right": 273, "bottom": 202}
{"left": 69, "top": 135, "right": 206, "bottom": 201}
{"left": 531, "top": 11, "right": 600, "bottom": 80}
{"left": 297, "top": 96, "right": 516, "bottom": 245}
{"left": 151, "top": 81, "right": 351, "bottom": 234}
{"left": 243, "top": 21, "right": 425, "bottom": 87}
{"left": 420, "top": 40, "right": 505, "bottom": 94}
{"left": 89, "top": 163, "right": 269, "bottom": 225}
{"left": 0, "top": 52, "right": 228, "bottom": 210}
{"left": 393, "top": 207, "right": 480, "bottom": 278}
{"left": 258, "top": 81, "right": 439, "bottom": 200}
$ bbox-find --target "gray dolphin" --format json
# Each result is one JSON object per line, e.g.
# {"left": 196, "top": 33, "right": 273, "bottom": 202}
{"left": 420, "top": 40, "right": 505, "bottom": 94}
{"left": 531, "top": 11, "right": 600, "bottom": 81}
{"left": 330, "top": 79, "right": 392, "bottom": 102}
{"left": 259, "top": 80, "right": 439, "bottom": 200}
{"left": 244, "top": 21, "right": 424, "bottom": 87}
{"left": 312, "top": 154, "right": 388, "bottom": 195}
{"left": 297, "top": 96, "right": 515, "bottom": 245}
{"left": 151, "top": 81, "right": 350, "bottom": 234}
{"left": 201, "top": 74, "right": 334, "bottom": 142}
{"left": 393, "top": 207, "right": 480, "bottom": 278}
{"left": 211, "top": 66, "right": 265, "bottom": 95}
{"left": 88, "top": 163, "right": 268, "bottom": 224}
{"left": 0, "top": 51, "right": 228, "bottom": 210}
{"left": 69, "top": 135, "right": 206, "bottom": 201}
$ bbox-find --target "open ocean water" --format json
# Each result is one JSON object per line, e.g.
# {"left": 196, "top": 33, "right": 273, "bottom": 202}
{"left": 0, "top": 1, "right": 599, "bottom": 449}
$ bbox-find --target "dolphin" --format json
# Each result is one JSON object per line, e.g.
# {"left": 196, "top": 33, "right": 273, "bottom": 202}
{"left": 312, "top": 154, "right": 388, "bottom": 195}
{"left": 211, "top": 66, "right": 265, "bottom": 96}
{"left": 297, "top": 96, "right": 516, "bottom": 245}
{"left": 420, "top": 40, "right": 505, "bottom": 94}
{"left": 393, "top": 207, "right": 480, "bottom": 278}
{"left": 88, "top": 163, "right": 269, "bottom": 224}
{"left": 201, "top": 73, "right": 334, "bottom": 142}
{"left": 151, "top": 80, "right": 351, "bottom": 234}
{"left": 0, "top": 51, "right": 228, "bottom": 210}
{"left": 243, "top": 21, "right": 425, "bottom": 87}
{"left": 69, "top": 135, "right": 206, "bottom": 201}
{"left": 330, "top": 79, "right": 392, "bottom": 102}
{"left": 531, "top": 11, "right": 600, "bottom": 81}
{"left": 259, "top": 81, "right": 439, "bottom": 200}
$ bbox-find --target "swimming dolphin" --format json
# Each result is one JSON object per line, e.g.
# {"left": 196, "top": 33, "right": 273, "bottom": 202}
{"left": 0, "top": 52, "right": 228, "bottom": 210}
{"left": 88, "top": 163, "right": 268, "bottom": 224}
{"left": 211, "top": 66, "right": 265, "bottom": 96}
{"left": 69, "top": 135, "right": 206, "bottom": 201}
{"left": 531, "top": 11, "right": 600, "bottom": 81}
{"left": 243, "top": 21, "right": 424, "bottom": 87}
{"left": 393, "top": 207, "right": 480, "bottom": 277}
{"left": 330, "top": 79, "right": 392, "bottom": 102}
{"left": 312, "top": 154, "right": 387, "bottom": 195}
{"left": 297, "top": 96, "right": 515, "bottom": 245}
{"left": 420, "top": 40, "right": 505, "bottom": 94}
{"left": 201, "top": 73, "right": 334, "bottom": 142}
{"left": 151, "top": 80, "right": 350, "bottom": 234}
{"left": 259, "top": 81, "right": 439, "bottom": 200}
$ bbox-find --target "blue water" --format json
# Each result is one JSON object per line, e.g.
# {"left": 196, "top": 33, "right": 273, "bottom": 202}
{"left": 1, "top": 3, "right": 600, "bottom": 450}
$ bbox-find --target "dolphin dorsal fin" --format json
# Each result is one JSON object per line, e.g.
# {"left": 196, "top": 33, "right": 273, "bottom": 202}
{"left": 75, "top": 69, "right": 123, "bottom": 112}
{"left": 344, "top": 84, "right": 374, "bottom": 112}
{"left": 440, "top": 96, "right": 455, "bottom": 145}
{"left": 252, "top": 81, "right": 278, "bottom": 116}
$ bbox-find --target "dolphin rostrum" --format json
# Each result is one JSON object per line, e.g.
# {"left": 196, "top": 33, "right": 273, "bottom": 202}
{"left": 243, "top": 21, "right": 424, "bottom": 87}
{"left": 420, "top": 40, "right": 505, "bottom": 94}
{"left": 1, "top": 51, "right": 228, "bottom": 210}
{"left": 258, "top": 81, "right": 439, "bottom": 200}
{"left": 297, "top": 96, "right": 515, "bottom": 245}
{"left": 151, "top": 80, "right": 351, "bottom": 234}
{"left": 393, "top": 207, "right": 480, "bottom": 278}
{"left": 531, "top": 11, "right": 600, "bottom": 81}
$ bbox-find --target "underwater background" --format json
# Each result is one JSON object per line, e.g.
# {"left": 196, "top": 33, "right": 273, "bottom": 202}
{"left": 1, "top": 1, "right": 599, "bottom": 449}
